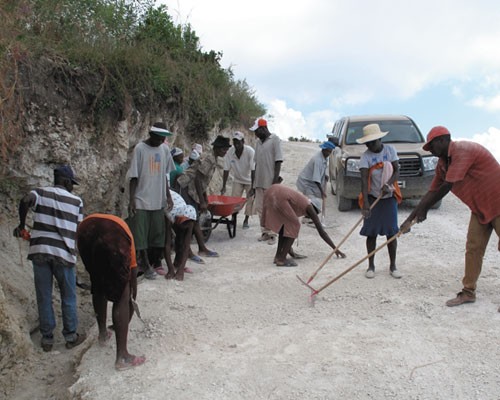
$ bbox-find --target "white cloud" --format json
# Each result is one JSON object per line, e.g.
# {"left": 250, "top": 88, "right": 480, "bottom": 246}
{"left": 468, "top": 127, "right": 500, "bottom": 160}
{"left": 265, "top": 100, "right": 340, "bottom": 142}
{"left": 160, "top": 0, "right": 500, "bottom": 140}
{"left": 467, "top": 95, "right": 500, "bottom": 112}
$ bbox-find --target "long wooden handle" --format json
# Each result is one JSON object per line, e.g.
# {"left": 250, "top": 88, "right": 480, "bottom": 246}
{"left": 312, "top": 220, "right": 416, "bottom": 296}
{"left": 306, "top": 193, "right": 383, "bottom": 284}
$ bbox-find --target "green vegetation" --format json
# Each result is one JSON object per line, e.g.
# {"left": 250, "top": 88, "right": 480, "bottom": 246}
{"left": 288, "top": 136, "right": 319, "bottom": 143}
{"left": 0, "top": 0, "right": 265, "bottom": 165}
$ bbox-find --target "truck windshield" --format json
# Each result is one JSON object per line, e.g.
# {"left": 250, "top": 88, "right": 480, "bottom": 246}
{"left": 345, "top": 120, "right": 423, "bottom": 145}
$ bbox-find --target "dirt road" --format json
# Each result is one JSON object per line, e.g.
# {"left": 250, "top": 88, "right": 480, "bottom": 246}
{"left": 19, "top": 141, "right": 500, "bottom": 399}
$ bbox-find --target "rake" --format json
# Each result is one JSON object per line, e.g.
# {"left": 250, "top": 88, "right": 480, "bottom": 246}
{"left": 303, "top": 193, "right": 383, "bottom": 285}
{"left": 298, "top": 220, "right": 416, "bottom": 306}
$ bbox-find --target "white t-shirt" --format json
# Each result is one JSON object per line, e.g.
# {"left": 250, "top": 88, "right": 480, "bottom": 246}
{"left": 223, "top": 145, "right": 255, "bottom": 185}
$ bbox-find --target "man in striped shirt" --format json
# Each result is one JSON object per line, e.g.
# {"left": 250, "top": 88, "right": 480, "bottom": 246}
{"left": 401, "top": 127, "right": 500, "bottom": 311}
{"left": 14, "top": 165, "right": 86, "bottom": 351}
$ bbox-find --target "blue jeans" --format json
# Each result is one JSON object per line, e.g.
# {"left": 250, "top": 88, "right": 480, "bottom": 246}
{"left": 32, "top": 259, "right": 78, "bottom": 344}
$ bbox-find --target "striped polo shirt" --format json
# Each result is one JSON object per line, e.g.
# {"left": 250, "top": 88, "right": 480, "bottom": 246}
{"left": 28, "top": 186, "right": 84, "bottom": 265}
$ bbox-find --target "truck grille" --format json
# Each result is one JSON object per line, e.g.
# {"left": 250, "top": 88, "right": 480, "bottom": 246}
{"left": 399, "top": 157, "right": 421, "bottom": 177}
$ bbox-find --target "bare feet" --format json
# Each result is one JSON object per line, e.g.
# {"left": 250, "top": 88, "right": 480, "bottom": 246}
{"left": 165, "top": 271, "right": 176, "bottom": 280}
{"left": 174, "top": 271, "right": 184, "bottom": 281}
{"left": 115, "top": 354, "right": 146, "bottom": 371}
{"left": 98, "top": 329, "right": 112, "bottom": 346}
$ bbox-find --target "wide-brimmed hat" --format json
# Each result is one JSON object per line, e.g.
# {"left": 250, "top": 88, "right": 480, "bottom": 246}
{"left": 211, "top": 135, "right": 231, "bottom": 148}
{"left": 423, "top": 126, "right": 451, "bottom": 151}
{"left": 249, "top": 118, "right": 267, "bottom": 131}
{"left": 356, "top": 124, "right": 388, "bottom": 144}
{"left": 149, "top": 122, "right": 172, "bottom": 137}
{"left": 54, "top": 165, "right": 79, "bottom": 185}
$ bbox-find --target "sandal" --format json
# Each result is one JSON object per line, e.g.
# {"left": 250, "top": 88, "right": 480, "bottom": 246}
{"left": 275, "top": 259, "right": 298, "bottom": 267}
{"left": 190, "top": 255, "right": 205, "bottom": 264}
{"left": 115, "top": 355, "right": 146, "bottom": 371}
{"left": 198, "top": 250, "right": 219, "bottom": 258}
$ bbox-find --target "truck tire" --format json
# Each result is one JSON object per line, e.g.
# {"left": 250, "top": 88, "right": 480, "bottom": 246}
{"left": 336, "top": 179, "right": 352, "bottom": 211}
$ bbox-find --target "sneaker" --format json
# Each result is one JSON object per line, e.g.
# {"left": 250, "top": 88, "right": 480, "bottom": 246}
{"left": 65, "top": 333, "right": 86, "bottom": 349}
{"left": 267, "top": 236, "right": 276, "bottom": 245}
{"left": 446, "top": 291, "right": 476, "bottom": 307}
{"left": 242, "top": 221, "right": 250, "bottom": 229}
{"left": 41, "top": 342, "right": 53, "bottom": 352}
{"left": 144, "top": 269, "right": 157, "bottom": 280}
{"left": 390, "top": 269, "right": 402, "bottom": 279}
{"left": 365, "top": 269, "right": 375, "bottom": 279}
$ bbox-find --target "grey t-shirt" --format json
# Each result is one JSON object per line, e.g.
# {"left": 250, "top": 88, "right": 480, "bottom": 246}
{"left": 128, "top": 142, "right": 175, "bottom": 210}
{"left": 254, "top": 134, "right": 283, "bottom": 189}
{"left": 296, "top": 150, "right": 329, "bottom": 197}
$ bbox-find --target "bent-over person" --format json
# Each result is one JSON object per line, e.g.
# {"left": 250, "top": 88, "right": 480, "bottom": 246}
{"left": 262, "top": 184, "right": 345, "bottom": 267}
{"left": 77, "top": 213, "right": 146, "bottom": 370}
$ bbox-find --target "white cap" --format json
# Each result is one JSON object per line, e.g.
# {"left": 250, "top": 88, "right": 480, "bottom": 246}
{"left": 233, "top": 131, "right": 245, "bottom": 141}
{"left": 189, "top": 150, "right": 200, "bottom": 161}
{"left": 171, "top": 147, "right": 183, "bottom": 157}
{"left": 192, "top": 143, "right": 203, "bottom": 154}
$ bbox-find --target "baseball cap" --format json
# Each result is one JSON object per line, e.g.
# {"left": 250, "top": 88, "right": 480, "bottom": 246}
{"left": 319, "top": 141, "right": 335, "bottom": 150}
{"left": 233, "top": 131, "right": 245, "bottom": 141}
{"left": 189, "top": 150, "right": 200, "bottom": 161}
{"left": 423, "top": 126, "right": 451, "bottom": 151}
{"left": 171, "top": 147, "right": 183, "bottom": 157}
{"left": 249, "top": 118, "right": 267, "bottom": 131}
{"left": 54, "top": 165, "right": 79, "bottom": 185}
{"left": 149, "top": 122, "right": 172, "bottom": 137}
{"left": 192, "top": 143, "right": 203, "bottom": 154}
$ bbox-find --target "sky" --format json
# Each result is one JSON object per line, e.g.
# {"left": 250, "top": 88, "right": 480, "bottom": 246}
{"left": 160, "top": 0, "right": 500, "bottom": 159}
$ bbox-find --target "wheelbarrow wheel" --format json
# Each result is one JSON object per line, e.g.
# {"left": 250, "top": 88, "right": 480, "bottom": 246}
{"left": 201, "top": 227, "right": 212, "bottom": 242}
{"left": 199, "top": 210, "right": 213, "bottom": 243}
{"left": 227, "top": 213, "right": 238, "bottom": 238}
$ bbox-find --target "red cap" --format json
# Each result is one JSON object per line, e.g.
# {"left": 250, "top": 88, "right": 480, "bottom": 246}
{"left": 249, "top": 118, "right": 267, "bottom": 131}
{"left": 423, "top": 126, "right": 451, "bottom": 151}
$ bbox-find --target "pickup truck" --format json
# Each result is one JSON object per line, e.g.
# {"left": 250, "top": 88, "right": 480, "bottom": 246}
{"left": 327, "top": 115, "right": 439, "bottom": 211}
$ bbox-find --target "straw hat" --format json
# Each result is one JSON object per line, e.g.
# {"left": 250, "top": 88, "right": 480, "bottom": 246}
{"left": 356, "top": 124, "right": 388, "bottom": 144}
